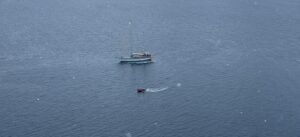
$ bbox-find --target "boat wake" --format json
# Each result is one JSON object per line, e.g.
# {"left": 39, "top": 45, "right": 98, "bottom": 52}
{"left": 146, "top": 87, "right": 169, "bottom": 93}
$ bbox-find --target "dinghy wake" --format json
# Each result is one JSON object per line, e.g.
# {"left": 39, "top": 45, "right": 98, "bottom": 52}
{"left": 145, "top": 87, "right": 169, "bottom": 93}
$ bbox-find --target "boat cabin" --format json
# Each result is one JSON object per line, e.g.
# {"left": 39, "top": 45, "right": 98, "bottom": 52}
{"left": 130, "top": 52, "right": 151, "bottom": 58}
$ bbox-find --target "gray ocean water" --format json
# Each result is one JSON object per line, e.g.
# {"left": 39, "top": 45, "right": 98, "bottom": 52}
{"left": 1, "top": 0, "right": 300, "bottom": 136}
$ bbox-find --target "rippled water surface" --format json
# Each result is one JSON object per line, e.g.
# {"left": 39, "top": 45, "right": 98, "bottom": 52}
{"left": 1, "top": 0, "right": 300, "bottom": 136}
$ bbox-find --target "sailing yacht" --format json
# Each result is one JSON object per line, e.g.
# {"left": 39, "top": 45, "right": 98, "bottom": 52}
{"left": 120, "top": 52, "right": 153, "bottom": 64}
{"left": 119, "top": 21, "right": 153, "bottom": 64}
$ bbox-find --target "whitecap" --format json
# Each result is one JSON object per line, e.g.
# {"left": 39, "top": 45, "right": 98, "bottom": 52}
{"left": 125, "top": 132, "right": 132, "bottom": 137}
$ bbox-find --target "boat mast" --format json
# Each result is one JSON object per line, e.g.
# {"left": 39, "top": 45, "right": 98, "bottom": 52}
{"left": 128, "top": 20, "right": 133, "bottom": 54}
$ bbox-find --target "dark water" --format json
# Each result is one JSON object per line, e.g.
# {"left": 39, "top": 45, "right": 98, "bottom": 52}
{"left": 1, "top": 0, "right": 300, "bottom": 136}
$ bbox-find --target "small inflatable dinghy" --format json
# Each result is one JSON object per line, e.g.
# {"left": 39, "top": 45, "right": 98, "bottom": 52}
{"left": 137, "top": 88, "right": 146, "bottom": 93}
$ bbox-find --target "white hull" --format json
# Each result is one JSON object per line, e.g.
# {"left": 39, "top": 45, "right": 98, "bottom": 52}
{"left": 120, "top": 57, "right": 151, "bottom": 63}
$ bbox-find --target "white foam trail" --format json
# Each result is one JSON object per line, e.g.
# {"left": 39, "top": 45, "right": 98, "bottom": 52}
{"left": 176, "top": 83, "right": 182, "bottom": 87}
{"left": 146, "top": 87, "right": 169, "bottom": 93}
